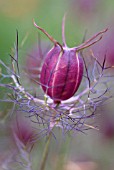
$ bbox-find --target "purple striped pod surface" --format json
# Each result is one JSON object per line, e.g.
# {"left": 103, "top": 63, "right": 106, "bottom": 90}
{"left": 40, "top": 45, "right": 83, "bottom": 103}
{"left": 33, "top": 17, "right": 107, "bottom": 103}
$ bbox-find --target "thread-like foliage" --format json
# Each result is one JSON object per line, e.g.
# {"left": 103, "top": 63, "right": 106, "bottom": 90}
{"left": 0, "top": 31, "right": 114, "bottom": 140}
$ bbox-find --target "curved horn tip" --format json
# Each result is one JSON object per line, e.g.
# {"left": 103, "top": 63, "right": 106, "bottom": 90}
{"left": 32, "top": 18, "right": 39, "bottom": 28}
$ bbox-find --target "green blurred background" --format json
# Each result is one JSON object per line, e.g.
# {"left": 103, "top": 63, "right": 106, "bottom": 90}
{"left": 0, "top": 0, "right": 114, "bottom": 62}
{"left": 0, "top": 0, "right": 114, "bottom": 170}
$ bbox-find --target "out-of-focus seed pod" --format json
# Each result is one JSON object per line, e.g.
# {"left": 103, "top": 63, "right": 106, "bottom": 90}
{"left": 11, "top": 115, "right": 36, "bottom": 151}
{"left": 92, "top": 27, "right": 114, "bottom": 67}
{"left": 25, "top": 41, "right": 51, "bottom": 84}
{"left": 72, "top": 0, "right": 98, "bottom": 14}
{"left": 33, "top": 16, "right": 107, "bottom": 103}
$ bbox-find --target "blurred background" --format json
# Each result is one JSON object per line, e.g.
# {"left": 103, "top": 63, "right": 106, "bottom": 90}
{"left": 0, "top": 0, "right": 114, "bottom": 170}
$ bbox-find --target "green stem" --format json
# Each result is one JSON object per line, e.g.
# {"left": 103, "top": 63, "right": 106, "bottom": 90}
{"left": 40, "top": 103, "right": 59, "bottom": 170}
{"left": 40, "top": 133, "right": 51, "bottom": 170}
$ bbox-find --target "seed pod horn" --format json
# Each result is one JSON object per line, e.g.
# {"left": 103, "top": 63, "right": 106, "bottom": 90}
{"left": 33, "top": 17, "right": 108, "bottom": 103}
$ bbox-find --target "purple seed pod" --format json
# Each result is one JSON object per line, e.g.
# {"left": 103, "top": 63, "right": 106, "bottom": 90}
{"left": 33, "top": 16, "right": 107, "bottom": 103}
{"left": 40, "top": 45, "right": 83, "bottom": 102}
{"left": 92, "top": 27, "right": 114, "bottom": 67}
{"left": 72, "top": 0, "right": 98, "bottom": 14}
{"left": 25, "top": 40, "right": 51, "bottom": 84}
{"left": 11, "top": 115, "right": 36, "bottom": 152}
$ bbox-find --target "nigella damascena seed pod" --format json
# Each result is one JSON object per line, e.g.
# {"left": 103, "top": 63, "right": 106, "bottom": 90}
{"left": 25, "top": 41, "right": 50, "bottom": 84}
{"left": 40, "top": 45, "right": 83, "bottom": 102}
{"left": 33, "top": 16, "right": 107, "bottom": 103}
